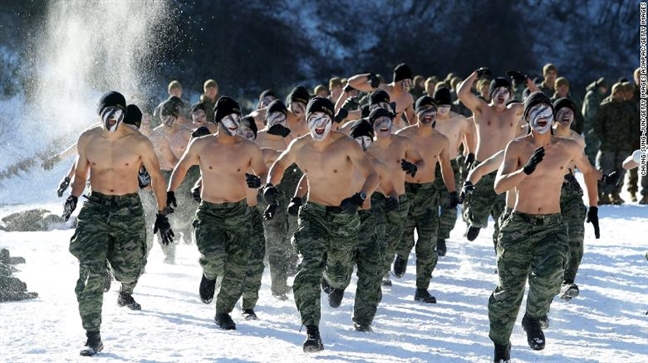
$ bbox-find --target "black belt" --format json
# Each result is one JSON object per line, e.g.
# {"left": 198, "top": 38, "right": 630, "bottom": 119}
{"left": 326, "top": 206, "right": 344, "bottom": 214}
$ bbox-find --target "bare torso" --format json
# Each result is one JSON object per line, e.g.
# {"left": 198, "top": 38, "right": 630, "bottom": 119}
{"left": 474, "top": 105, "right": 523, "bottom": 161}
{"left": 435, "top": 112, "right": 468, "bottom": 160}
{"left": 366, "top": 135, "right": 412, "bottom": 195}
{"left": 396, "top": 126, "right": 449, "bottom": 184}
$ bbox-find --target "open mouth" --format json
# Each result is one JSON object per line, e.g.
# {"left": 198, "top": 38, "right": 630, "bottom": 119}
{"left": 380, "top": 127, "right": 389, "bottom": 132}
{"left": 537, "top": 120, "right": 547, "bottom": 127}
{"left": 497, "top": 97, "right": 506, "bottom": 103}
{"left": 229, "top": 127, "right": 238, "bottom": 132}
{"left": 108, "top": 119, "right": 117, "bottom": 127}
{"left": 561, "top": 117, "right": 570, "bottom": 123}
{"left": 315, "top": 128, "right": 325, "bottom": 135}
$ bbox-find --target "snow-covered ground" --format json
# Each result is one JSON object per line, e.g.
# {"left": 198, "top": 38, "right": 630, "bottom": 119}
{"left": 1, "top": 169, "right": 647, "bottom": 362}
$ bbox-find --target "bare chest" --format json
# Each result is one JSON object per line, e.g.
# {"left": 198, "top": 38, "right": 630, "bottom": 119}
{"left": 200, "top": 144, "right": 251, "bottom": 174}
{"left": 298, "top": 147, "right": 352, "bottom": 179}
{"left": 86, "top": 139, "right": 141, "bottom": 171}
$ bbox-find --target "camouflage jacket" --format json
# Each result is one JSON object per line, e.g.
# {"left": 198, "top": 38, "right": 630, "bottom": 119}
{"left": 592, "top": 97, "right": 638, "bottom": 151}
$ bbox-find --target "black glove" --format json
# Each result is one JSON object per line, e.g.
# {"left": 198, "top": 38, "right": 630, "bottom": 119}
{"left": 458, "top": 181, "right": 475, "bottom": 203}
{"left": 384, "top": 196, "right": 399, "bottom": 212}
{"left": 245, "top": 173, "right": 261, "bottom": 188}
{"left": 343, "top": 84, "right": 355, "bottom": 93}
{"left": 334, "top": 108, "right": 348, "bottom": 124}
{"left": 341, "top": 96, "right": 359, "bottom": 111}
{"left": 153, "top": 212, "right": 174, "bottom": 245}
{"left": 287, "top": 197, "right": 302, "bottom": 216}
{"left": 601, "top": 171, "right": 622, "bottom": 187}
{"left": 586, "top": 206, "right": 600, "bottom": 239}
{"left": 475, "top": 67, "right": 492, "bottom": 78}
{"left": 449, "top": 191, "right": 460, "bottom": 208}
{"left": 264, "top": 201, "right": 279, "bottom": 220}
{"left": 166, "top": 191, "right": 177, "bottom": 213}
{"left": 62, "top": 195, "right": 78, "bottom": 221}
{"left": 340, "top": 192, "right": 364, "bottom": 215}
{"left": 191, "top": 185, "right": 201, "bottom": 202}
{"left": 57, "top": 176, "right": 71, "bottom": 197}
{"left": 506, "top": 70, "right": 528, "bottom": 84}
{"left": 465, "top": 153, "right": 475, "bottom": 170}
{"left": 263, "top": 183, "right": 279, "bottom": 204}
{"left": 191, "top": 126, "right": 211, "bottom": 138}
{"left": 368, "top": 73, "right": 381, "bottom": 88}
{"left": 267, "top": 124, "right": 291, "bottom": 138}
{"left": 401, "top": 159, "right": 417, "bottom": 177}
{"left": 138, "top": 167, "right": 151, "bottom": 189}
{"left": 523, "top": 147, "right": 545, "bottom": 175}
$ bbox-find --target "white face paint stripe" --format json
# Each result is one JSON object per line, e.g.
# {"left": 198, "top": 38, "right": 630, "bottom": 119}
{"left": 529, "top": 104, "right": 554, "bottom": 134}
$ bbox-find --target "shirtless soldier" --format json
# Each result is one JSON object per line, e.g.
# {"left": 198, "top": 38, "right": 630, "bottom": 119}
{"left": 263, "top": 97, "right": 378, "bottom": 352}
{"left": 167, "top": 96, "right": 268, "bottom": 330}
{"left": 457, "top": 68, "right": 537, "bottom": 243}
{"left": 393, "top": 96, "right": 458, "bottom": 303}
{"left": 489, "top": 92, "right": 601, "bottom": 362}
{"left": 63, "top": 91, "right": 173, "bottom": 356}
{"left": 432, "top": 87, "right": 476, "bottom": 255}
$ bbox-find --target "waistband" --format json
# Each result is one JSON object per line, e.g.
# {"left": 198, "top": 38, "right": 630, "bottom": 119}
{"left": 200, "top": 199, "right": 248, "bottom": 210}
{"left": 405, "top": 182, "right": 436, "bottom": 191}
{"left": 513, "top": 211, "right": 562, "bottom": 226}
{"left": 87, "top": 191, "right": 140, "bottom": 205}
{"left": 306, "top": 201, "right": 349, "bottom": 215}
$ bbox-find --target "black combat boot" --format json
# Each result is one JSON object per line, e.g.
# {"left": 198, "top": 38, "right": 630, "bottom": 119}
{"left": 80, "top": 331, "right": 103, "bottom": 356}
{"left": 493, "top": 341, "right": 511, "bottom": 362}
{"left": 392, "top": 256, "right": 408, "bottom": 278}
{"left": 522, "top": 313, "right": 545, "bottom": 350}
{"left": 199, "top": 274, "right": 216, "bottom": 304}
{"left": 303, "top": 325, "right": 324, "bottom": 353}
{"left": 117, "top": 292, "right": 141, "bottom": 310}
{"left": 215, "top": 312, "right": 236, "bottom": 330}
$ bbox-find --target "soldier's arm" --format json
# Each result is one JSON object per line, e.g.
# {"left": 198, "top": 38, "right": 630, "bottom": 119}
{"left": 494, "top": 140, "right": 526, "bottom": 194}
{"left": 168, "top": 138, "right": 201, "bottom": 193}
{"left": 294, "top": 174, "right": 308, "bottom": 198}
{"left": 457, "top": 72, "right": 486, "bottom": 115}
{"left": 404, "top": 99, "right": 416, "bottom": 125}
{"left": 461, "top": 116, "right": 477, "bottom": 155}
{"left": 249, "top": 143, "right": 269, "bottom": 183}
{"left": 403, "top": 138, "right": 426, "bottom": 171}
{"left": 347, "top": 139, "right": 379, "bottom": 196}
{"left": 347, "top": 73, "right": 386, "bottom": 93}
{"left": 70, "top": 133, "right": 91, "bottom": 197}
{"left": 437, "top": 137, "right": 457, "bottom": 193}
{"left": 267, "top": 138, "right": 300, "bottom": 186}
{"left": 466, "top": 150, "right": 504, "bottom": 185}
{"left": 571, "top": 142, "right": 600, "bottom": 207}
{"left": 139, "top": 137, "right": 168, "bottom": 212}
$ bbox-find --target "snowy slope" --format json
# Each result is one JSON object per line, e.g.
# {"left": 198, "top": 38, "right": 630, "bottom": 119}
{"left": 1, "top": 169, "right": 647, "bottom": 362}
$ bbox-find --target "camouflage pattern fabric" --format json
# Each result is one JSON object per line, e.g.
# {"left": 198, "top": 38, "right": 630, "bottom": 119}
{"left": 627, "top": 168, "right": 638, "bottom": 195}
{"left": 138, "top": 189, "right": 158, "bottom": 254}
{"left": 292, "top": 202, "right": 360, "bottom": 326}
{"left": 193, "top": 200, "right": 250, "bottom": 315}
{"left": 592, "top": 98, "right": 638, "bottom": 153}
{"left": 375, "top": 193, "right": 410, "bottom": 276}
{"left": 397, "top": 182, "right": 439, "bottom": 289}
{"left": 434, "top": 159, "right": 460, "bottom": 240}
{"left": 488, "top": 212, "right": 568, "bottom": 346}
{"left": 582, "top": 89, "right": 603, "bottom": 165}
{"left": 560, "top": 174, "right": 586, "bottom": 284}
{"left": 160, "top": 170, "right": 178, "bottom": 259}
{"left": 171, "top": 166, "right": 200, "bottom": 244}
{"left": 69, "top": 192, "right": 147, "bottom": 332}
{"left": 242, "top": 205, "right": 266, "bottom": 310}
{"left": 462, "top": 167, "right": 507, "bottom": 246}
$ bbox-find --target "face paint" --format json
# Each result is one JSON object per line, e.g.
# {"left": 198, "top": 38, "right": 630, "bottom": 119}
{"left": 400, "top": 79, "right": 413, "bottom": 92}
{"left": 417, "top": 105, "right": 437, "bottom": 126}
{"left": 307, "top": 112, "right": 332, "bottom": 142}
{"left": 192, "top": 110, "right": 206, "bottom": 125}
{"left": 290, "top": 102, "right": 306, "bottom": 118}
{"left": 220, "top": 114, "right": 241, "bottom": 136}
{"left": 369, "top": 102, "right": 390, "bottom": 112}
{"left": 492, "top": 87, "right": 510, "bottom": 104}
{"left": 373, "top": 116, "right": 392, "bottom": 137}
{"left": 101, "top": 106, "right": 124, "bottom": 133}
{"left": 238, "top": 125, "right": 256, "bottom": 141}
{"left": 267, "top": 112, "right": 287, "bottom": 127}
{"left": 528, "top": 104, "right": 554, "bottom": 134}
{"left": 355, "top": 136, "right": 373, "bottom": 151}
{"left": 162, "top": 115, "right": 176, "bottom": 128}
{"left": 259, "top": 96, "right": 276, "bottom": 109}
{"left": 555, "top": 108, "right": 574, "bottom": 126}
{"left": 437, "top": 105, "right": 451, "bottom": 115}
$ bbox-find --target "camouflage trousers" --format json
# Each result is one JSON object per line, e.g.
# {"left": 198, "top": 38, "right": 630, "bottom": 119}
{"left": 139, "top": 190, "right": 158, "bottom": 255}
{"left": 292, "top": 202, "right": 360, "bottom": 326}
{"left": 261, "top": 187, "right": 298, "bottom": 297}
{"left": 69, "top": 192, "right": 147, "bottom": 332}
{"left": 194, "top": 200, "right": 250, "bottom": 315}
{"left": 348, "top": 207, "right": 385, "bottom": 326}
{"left": 560, "top": 175, "right": 586, "bottom": 284}
{"left": 462, "top": 168, "right": 506, "bottom": 247}
{"left": 434, "top": 159, "right": 460, "bottom": 240}
{"left": 375, "top": 193, "right": 410, "bottom": 276}
{"left": 397, "top": 182, "right": 439, "bottom": 289}
{"left": 488, "top": 212, "right": 568, "bottom": 345}
{"left": 242, "top": 205, "right": 266, "bottom": 310}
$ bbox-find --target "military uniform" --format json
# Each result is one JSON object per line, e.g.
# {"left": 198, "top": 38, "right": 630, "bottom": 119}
{"left": 488, "top": 212, "right": 569, "bottom": 346}
{"left": 377, "top": 193, "right": 409, "bottom": 277}
{"left": 396, "top": 182, "right": 439, "bottom": 290}
{"left": 582, "top": 87, "right": 603, "bottom": 166}
{"left": 69, "top": 192, "right": 147, "bottom": 332}
{"left": 292, "top": 202, "right": 360, "bottom": 327}
{"left": 241, "top": 205, "right": 266, "bottom": 311}
{"left": 434, "top": 159, "right": 461, "bottom": 241}
{"left": 560, "top": 174, "right": 586, "bottom": 285}
{"left": 193, "top": 200, "right": 250, "bottom": 317}
{"left": 463, "top": 166, "right": 507, "bottom": 247}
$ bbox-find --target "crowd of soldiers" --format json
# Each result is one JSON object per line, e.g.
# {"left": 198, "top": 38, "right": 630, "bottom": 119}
{"left": 46, "top": 62, "right": 642, "bottom": 362}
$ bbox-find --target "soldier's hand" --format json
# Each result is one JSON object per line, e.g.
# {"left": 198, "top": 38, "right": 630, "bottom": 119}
{"left": 586, "top": 206, "right": 600, "bottom": 239}
{"left": 341, "top": 96, "right": 359, "bottom": 111}
{"left": 267, "top": 124, "right": 291, "bottom": 138}
{"left": 245, "top": 173, "right": 262, "bottom": 189}
{"left": 401, "top": 159, "right": 417, "bottom": 177}
{"left": 449, "top": 191, "right": 460, "bottom": 208}
{"left": 506, "top": 70, "right": 528, "bottom": 84}
{"left": 368, "top": 73, "right": 381, "bottom": 89}
{"left": 601, "top": 171, "right": 622, "bottom": 187}
{"left": 154, "top": 212, "right": 174, "bottom": 245}
{"left": 465, "top": 153, "right": 476, "bottom": 170}
{"left": 57, "top": 176, "right": 71, "bottom": 198}
{"left": 384, "top": 196, "right": 399, "bottom": 212}
{"left": 334, "top": 108, "right": 348, "bottom": 124}
{"left": 191, "top": 126, "right": 211, "bottom": 138}
{"left": 459, "top": 181, "right": 475, "bottom": 203}
{"left": 340, "top": 193, "right": 364, "bottom": 215}
{"left": 523, "top": 147, "right": 545, "bottom": 175}
{"left": 343, "top": 84, "right": 355, "bottom": 93}
{"left": 138, "top": 167, "right": 151, "bottom": 189}
{"left": 191, "top": 185, "right": 201, "bottom": 202}
{"left": 62, "top": 195, "right": 78, "bottom": 221}
{"left": 287, "top": 197, "right": 302, "bottom": 216}
{"left": 263, "top": 183, "right": 279, "bottom": 204}
{"left": 166, "top": 191, "right": 177, "bottom": 213}
{"left": 264, "top": 201, "right": 279, "bottom": 220}
{"left": 475, "top": 67, "right": 492, "bottom": 79}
